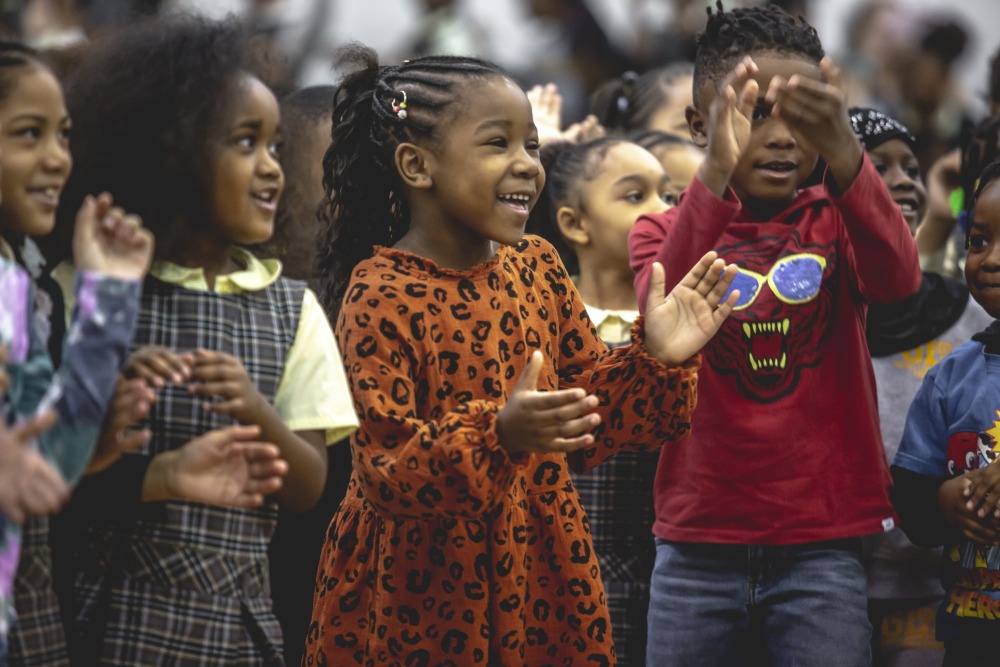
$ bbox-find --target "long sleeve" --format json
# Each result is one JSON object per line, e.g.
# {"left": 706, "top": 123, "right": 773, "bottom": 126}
{"left": 338, "top": 304, "right": 520, "bottom": 522}
{"left": 890, "top": 465, "right": 951, "bottom": 548}
{"left": 546, "top": 270, "right": 701, "bottom": 473}
{"left": 629, "top": 177, "right": 740, "bottom": 311}
{"left": 831, "top": 154, "right": 921, "bottom": 304}
{"left": 15, "top": 272, "right": 140, "bottom": 485}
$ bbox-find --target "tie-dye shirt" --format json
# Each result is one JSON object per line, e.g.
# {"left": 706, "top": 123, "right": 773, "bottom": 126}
{"left": 0, "top": 250, "right": 139, "bottom": 637}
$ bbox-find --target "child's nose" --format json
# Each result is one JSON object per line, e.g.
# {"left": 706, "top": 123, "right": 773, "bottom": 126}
{"left": 763, "top": 119, "right": 796, "bottom": 150}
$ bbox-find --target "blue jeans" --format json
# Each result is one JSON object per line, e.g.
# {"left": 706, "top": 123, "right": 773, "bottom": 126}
{"left": 647, "top": 538, "right": 871, "bottom": 667}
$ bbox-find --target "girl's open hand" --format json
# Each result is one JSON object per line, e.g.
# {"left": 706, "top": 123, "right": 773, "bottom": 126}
{"left": 643, "top": 252, "right": 739, "bottom": 365}
{"left": 189, "top": 349, "right": 265, "bottom": 424}
{"left": 88, "top": 375, "right": 155, "bottom": 474}
{"left": 124, "top": 346, "right": 194, "bottom": 388}
{"left": 73, "top": 192, "right": 154, "bottom": 281}
{"left": 496, "top": 350, "right": 601, "bottom": 454}
{"left": 156, "top": 425, "right": 288, "bottom": 508}
{"left": 702, "top": 56, "right": 759, "bottom": 187}
{"left": 0, "top": 410, "right": 68, "bottom": 523}
{"left": 765, "top": 57, "right": 863, "bottom": 189}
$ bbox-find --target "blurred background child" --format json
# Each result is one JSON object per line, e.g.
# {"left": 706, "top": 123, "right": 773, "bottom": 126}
{"left": 526, "top": 134, "right": 673, "bottom": 666}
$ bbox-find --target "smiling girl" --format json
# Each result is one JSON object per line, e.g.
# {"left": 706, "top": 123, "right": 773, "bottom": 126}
{"left": 48, "top": 18, "right": 357, "bottom": 665}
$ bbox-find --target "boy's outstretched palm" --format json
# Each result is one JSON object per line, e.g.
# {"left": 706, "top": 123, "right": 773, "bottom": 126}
{"left": 644, "top": 252, "right": 739, "bottom": 365}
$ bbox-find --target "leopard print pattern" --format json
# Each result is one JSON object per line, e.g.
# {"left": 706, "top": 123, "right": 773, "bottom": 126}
{"left": 305, "top": 236, "right": 699, "bottom": 666}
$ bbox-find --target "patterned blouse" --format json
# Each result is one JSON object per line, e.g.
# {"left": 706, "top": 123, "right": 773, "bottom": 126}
{"left": 305, "top": 236, "right": 700, "bottom": 666}
{"left": 0, "top": 247, "right": 139, "bottom": 640}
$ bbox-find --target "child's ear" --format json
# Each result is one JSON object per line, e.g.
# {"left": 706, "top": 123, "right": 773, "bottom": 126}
{"left": 556, "top": 206, "right": 589, "bottom": 246}
{"left": 395, "top": 142, "right": 432, "bottom": 189}
{"left": 686, "top": 104, "right": 709, "bottom": 149}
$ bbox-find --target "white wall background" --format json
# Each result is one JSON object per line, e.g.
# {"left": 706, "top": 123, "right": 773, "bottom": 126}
{"left": 172, "top": 0, "right": 1000, "bottom": 115}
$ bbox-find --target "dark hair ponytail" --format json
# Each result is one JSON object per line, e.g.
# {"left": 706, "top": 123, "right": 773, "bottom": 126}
{"left": 316, "top": 45, "right": 507, "bottom": 320}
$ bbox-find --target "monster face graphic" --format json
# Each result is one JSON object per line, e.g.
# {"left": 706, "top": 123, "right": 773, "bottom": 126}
{"left": 705, "top": 235, "right": 835, "bottom": 402}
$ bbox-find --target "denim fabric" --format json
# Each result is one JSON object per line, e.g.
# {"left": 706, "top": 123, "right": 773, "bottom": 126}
{"left": 647, "top": 538, "right": 872, "bottom": 667}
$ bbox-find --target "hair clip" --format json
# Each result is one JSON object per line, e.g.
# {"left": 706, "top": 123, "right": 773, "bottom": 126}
{"left": 391, "top": 90, "right": 408, "bottom": 120}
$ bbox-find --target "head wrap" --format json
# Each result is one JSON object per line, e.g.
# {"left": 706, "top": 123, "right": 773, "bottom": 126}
{"left": 848, "top": 107, "right": 915, "bottom": 151}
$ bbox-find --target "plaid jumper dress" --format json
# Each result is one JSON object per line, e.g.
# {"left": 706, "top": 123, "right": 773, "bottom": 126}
{"left": 64, "top": 275, "right": 305, "bottom": 667}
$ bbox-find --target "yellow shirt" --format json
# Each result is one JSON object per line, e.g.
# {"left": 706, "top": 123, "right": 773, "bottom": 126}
{"left": 584, "top": 305, "right": 639, "bottom": 348}
{"left": 55, "top": 249, "right": 358, "bottom": 445}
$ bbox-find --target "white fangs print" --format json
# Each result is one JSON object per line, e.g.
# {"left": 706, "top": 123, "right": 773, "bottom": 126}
{"left": 742, "top": 318, "right": 790, "bottom": 372}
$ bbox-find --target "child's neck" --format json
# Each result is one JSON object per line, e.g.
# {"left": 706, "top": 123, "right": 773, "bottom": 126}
{"left": 172, "top": 237, "right": 241, "bottom": 290}
{"left": 394, "top": 218, "right": 499, "bottom": 271}
{"left": 575, "top": 258, "right": 637, "bottom": 312}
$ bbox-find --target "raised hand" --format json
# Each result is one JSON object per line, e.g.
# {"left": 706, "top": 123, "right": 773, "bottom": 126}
{"left": 145, "top": 425, "right": 288, "bottom": 508}
{"left": 87, "top": 375, "right": 155, "bottom": 474}
{"left": 699, "top": 56, "right": 759, "bottom": 196}
{"left": 496, "top": 350, "right": 601, "bottom": 454}
{"left": 764, "top": 56, "right": 863, "bottom": 189}
{"left": 73, "top": 192, "right": 154, "bottom": 281}
{"left": 643, "top": 252, "right": 739, "bottom": 365}
{"left": 188, "top": 349, "right": 265, "bottom": 424}
{"left": 124, "top": 346, "right": 194, "bottom": 388}
{"left": 0, "top": 410, "right": 68, "bottom": 523}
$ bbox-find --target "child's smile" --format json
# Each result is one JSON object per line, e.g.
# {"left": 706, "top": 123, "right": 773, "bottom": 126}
{"left": 210, "top": 74, "right": 284, "bottom": 246}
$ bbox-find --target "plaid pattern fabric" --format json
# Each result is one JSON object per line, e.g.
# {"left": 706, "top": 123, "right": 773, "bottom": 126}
{"left": 8, "top": 516, "right": 69, "bottom": 667}
{"left": 570, "top": 335, "right": 658, "bottom": 667}
{"left": 66, "top": 276, "right": 305, "bottom": 666}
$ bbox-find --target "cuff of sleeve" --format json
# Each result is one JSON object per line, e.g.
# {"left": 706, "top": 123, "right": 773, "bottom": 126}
{"left": 477, "top": 400, "right": 532, "bottom": 468}
{"left": 630, "top": 316, "right": 704, "bottom": 371}
{"left": 825, "top": 151, "right": 873, "bottom": 203}
{"left": 687, "top": 174, "right": 742, "bottom": 217}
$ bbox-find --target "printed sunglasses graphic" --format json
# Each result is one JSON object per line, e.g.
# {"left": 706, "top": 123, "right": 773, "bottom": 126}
{"left": 720, "top": 253, "right": 827, "bottom": 372}
{"left": 722, "top": 253, "right": 827, "bottom": 311}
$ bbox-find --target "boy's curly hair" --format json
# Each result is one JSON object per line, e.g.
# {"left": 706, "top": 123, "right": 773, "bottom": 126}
{"left": 56, "top": 15, "right": 252, "bottom": 262}
{"left": 693, "top": 1, "right": 823, "bottom": 108}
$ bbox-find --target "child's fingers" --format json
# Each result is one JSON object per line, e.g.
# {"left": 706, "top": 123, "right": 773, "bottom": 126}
{"left": 0, "top": 343, "right": 9, "bottom": 364}
{"left": 644, "top": 262, "right": 669, "bottom": 311}
{"left": 20, "top": 451, "right": 69, "bottom": 514}
{"left": 189, "top": 362, "right": 237, "bottom": 383}
{"left": 534, "top": 394, "right": 599, "bottom": 424}
{"left": 541, "top": 412, "right": 601, "bottom": 440}
{"left": 203, "top": 398, "right": 245, "bottom": 416}
{"left": 735, "top": 78, "right": 758, "bottom": 120}
{"left": 820, "top": 56, "right": 843, "bottom": 89}
{"left": 764, "top": 74, "right": 787, "bottom": 108}
{"left": 704, "top": 264, "right": 740, "bottom": 310}
{"left": 542, "top": 433, "right": 595, "bottom": 453}
{"left": 516, "top": 387, "right": 588, "bottom": 411}
{"left": 190, "top": 381, "right": 239, "bottom": 397}
{"left": 676, "top": 252, "right": 718, "bottom": 291}
{"left": 511, "top": 350, "right": 544, "bottom": 395}
{"left": 691, "top": 257, "right": 730, "bottom": 297}
{"left": 13, "top": 410, "right": 58, "bottom": 443}
{"left": 115, "top": 428, "right": 151, "bottom": 453}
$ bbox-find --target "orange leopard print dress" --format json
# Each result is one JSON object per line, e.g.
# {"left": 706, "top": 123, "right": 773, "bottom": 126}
{"left": 305, "top": 236, "right": 699, "bottom": 666}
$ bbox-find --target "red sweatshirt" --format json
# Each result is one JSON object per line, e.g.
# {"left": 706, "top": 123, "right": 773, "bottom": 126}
{"left": 629, "top": 155, "right": 921, "bottom": 544}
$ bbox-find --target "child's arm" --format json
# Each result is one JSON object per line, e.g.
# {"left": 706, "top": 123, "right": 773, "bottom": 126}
{"left": 557, "top": 253, "right": 738, "bottom": 473}
{"left": 188, "top": 349, "right": 325, "bottom": 512}
{"left": 630, "top": 58, "right": 754, "bottom": 308}
{"left": 766, "top": 58, "right": 920, "bottom": 303}
{"left": 17, "top": 195, "right": 150, "bottom": 485}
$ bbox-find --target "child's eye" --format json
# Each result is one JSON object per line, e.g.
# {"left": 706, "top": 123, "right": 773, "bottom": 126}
{"left": 59, "top": 127, "right": 71, "bottom": 143}
{"left": 235, "top": 136, "right": 255, "bottom": 150}
{"left": 873, "top": 163, "right": 887, "bottom": 175}
{"left": 969, "top": 235, "right": 989, "bottom": 251}
{"left": 486, "top": 137, "right": 508, "bottom": 149}
{"left": 623, "top": 191, "right": 644, "bottom": 204}
{"left": 269, "top": 140, "right": 282, "bottom": 158}
{"left": 661, "top": 192, "right": 677, "bottom": 205}
{"left": 15, "top": 127, "right": 41, "bottom": 140}
{"left": 905, "top": 166, "right": 921, "bottom": 180}
{"left": 751, "top": 107, "right": 770, "bottom": 122}
{"left": 526, "top": 139, "right": 540, "bottom": 152}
